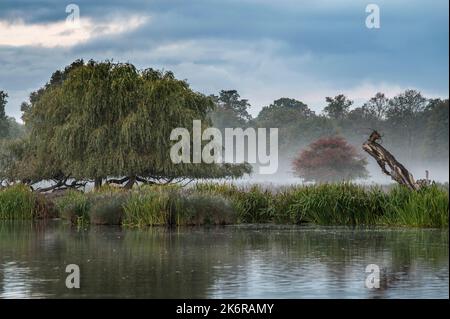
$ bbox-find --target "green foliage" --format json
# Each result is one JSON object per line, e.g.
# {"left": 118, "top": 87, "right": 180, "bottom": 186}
{"left": 285, "top": 183, "right": 385, "bottom": 225}
{"left": 55, "top": 189, "right": 128, "bottom": 225}
{"left": 195, "top": 182, "right": 449, "bottom": 227}
{"left": 380, "top": 185, "right": 449, "bottom": 227}
{"left": 10, "top": 61, "right": 250, "bottom": 187}
{"left": 323, "top": 94, "right": 353, "bottom": 120}
{"left": 256, "top": 98, "right": 314, "bottom": 128}
{"left": 195, "top": 183, "right": 276, "bottom": 223}
{"left": 122, "top": 186, "right": 174, "bottom": 227}
{"left": 232, "top": 186, "right": 274, "bottom": 223}
{"left": 209, "top": 90, "right": 251, "bottom": 129}
{"left": 249, "top": 91, "right": 449, "bottom": 165}
{"left": 89, "top": 193, "right": 128, "bottom": 225}
{"left": 55, "top": 190, "right": 90, "bottom": 225}
{"left": 122, "top": 185, "right": 235, "bottom": 227}
{"left": 174, "top": 191, "right": 236, "bottom": 225}
{"left": 0, "top": 184, "right": 35, "bottom": 219}
{"left": 0, "top": 183, "right": 448, "bottom": 228}
{"left": 423, "top": 99, "right": 449, "bottom": 160}
{"left": 0, "top": 90, "right": 9, "bottom": 138}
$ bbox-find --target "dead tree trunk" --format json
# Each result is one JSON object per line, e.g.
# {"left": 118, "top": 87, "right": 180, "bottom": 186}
{"left": 362, "top": 131, "right": 420, "bottom": 191}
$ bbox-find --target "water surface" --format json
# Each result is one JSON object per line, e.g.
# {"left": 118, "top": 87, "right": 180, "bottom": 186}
{"left": 0, "top": 221, "right": 448, "bottom": 298}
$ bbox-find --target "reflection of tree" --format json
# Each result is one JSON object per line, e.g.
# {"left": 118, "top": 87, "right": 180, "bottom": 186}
{"left": 224, "top": 226, "right": 448, "bottom": 298}
{"left": 0, "top": 223, "right": 239, "bottom": 298}
{"left": 0, "top": 223, "right": 448, "bottom": 298}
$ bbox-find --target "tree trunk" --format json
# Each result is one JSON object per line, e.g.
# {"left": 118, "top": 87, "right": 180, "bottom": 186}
{"left": 94, "top": 177, "right": 103, "bottom": 190}
{"left": 124, "top": 176, "right": 136, "bottom": 190}
{"left": 362, "top": 131, "right": 420, "bottom": 191}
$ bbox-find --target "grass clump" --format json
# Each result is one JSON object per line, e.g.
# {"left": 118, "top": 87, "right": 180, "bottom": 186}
{"left": 174, "top": 191, "right": 236, "bottom": 225}
{"left": 380, "top": 185, "right": 449, "bottom": 227}
{"left": 232, "top": 186, "right": 274, "bottom": 223}
{"left": 286, "top": 183, "right": 386, "bottom": 225}
{"left": 122, "top": 186, "right": 173, "bottom": 227}
{"left": 122, "top": 185, "right": 235, "bottom": 227}
{"left": 89, "top": 193, "right": 128, "bottom": 225}
{"left": 195, "top": 183, "right": 274, "bottom": 223}
{"left": 0, "top": 184, "right": 35, "bottom": 220}
{"left": 55, "top": 190, "right": 90, "bottom": 225}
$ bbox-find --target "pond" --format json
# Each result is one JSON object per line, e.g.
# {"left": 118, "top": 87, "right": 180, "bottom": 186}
{"left": 0, "top": 221, "right": 448, "bottom": 298}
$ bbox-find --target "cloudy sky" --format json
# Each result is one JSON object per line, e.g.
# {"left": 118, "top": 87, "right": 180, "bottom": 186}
{"left": 0, "top": 0, "right": 448, "bottom": 120}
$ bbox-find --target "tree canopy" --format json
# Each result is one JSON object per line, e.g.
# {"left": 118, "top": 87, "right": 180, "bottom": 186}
{"left": 323, "top": 94, "right": 353, "bottom": 120}
{"left": 292, "top": 136, "right": 368, "bottom": 183}
{"left": 3, "top": 60, "right": 251, "bottom": 189}
{"left": 209, "top": 90, "right": 252, "bottom": 129}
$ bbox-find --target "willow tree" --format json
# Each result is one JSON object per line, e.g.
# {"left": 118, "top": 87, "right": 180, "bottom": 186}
{"left": 15, "top": 60, "right": 250, "bottom": 189}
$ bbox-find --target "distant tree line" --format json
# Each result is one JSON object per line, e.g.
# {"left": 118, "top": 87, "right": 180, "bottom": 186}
{"left": 210, "top": 89, "right": 449, "bottom": 165}
{"left": 1, "top": 61, "right": 448, "bottom": 188}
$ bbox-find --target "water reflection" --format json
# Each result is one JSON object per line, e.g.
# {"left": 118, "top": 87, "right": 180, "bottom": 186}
{"left": 0, "top": 221, "right": 448, "bottom": 298}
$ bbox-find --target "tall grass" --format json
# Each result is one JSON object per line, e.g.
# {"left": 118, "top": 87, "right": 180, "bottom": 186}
{"left": 195, "top": 182, "right": 448, "bottom": 227}
{"left": 195, "top": 183, "right": 274, "bottom": 223}
{"left": 0, "top": 184, "right": 35, "bottom": 220}
{"left": 174, "top": 191, "right": 236, "bottom": 225}
{"left": 380, "top": 185, "right": 449, "bottom": 227}
{"left": 54, "top": 190, "right": 90, "bottom": 225}
{"left": 122, "top": 185, "right": 236, "bottom": 227}
{"left": 122, "top": 186, "right": 173, "bottom": 227}
{"left": 285, "top": 183, "right": 386, "bottom": 225}
{"left": 89, "top": 193, "right": 128, "bottom": 225}
{"left": 0, "top": 182, "right": 448, "bottom": 228}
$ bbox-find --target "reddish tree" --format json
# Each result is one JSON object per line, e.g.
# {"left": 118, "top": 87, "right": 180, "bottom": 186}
{"left": 292, "top": 136, "right": 368, "bottom": 183}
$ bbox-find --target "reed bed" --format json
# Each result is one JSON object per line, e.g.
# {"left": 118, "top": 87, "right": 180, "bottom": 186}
{"left": 122, "top": 185, "right": 236, "bottom": 227}
{"left": 194, "top": 182, "right": 448, "bottom": 227}
{"left": 0, "top": 182, "right": 448, "bottom": 228}
{"left": 0, "top": 184, "right": 35, "bottom": 220}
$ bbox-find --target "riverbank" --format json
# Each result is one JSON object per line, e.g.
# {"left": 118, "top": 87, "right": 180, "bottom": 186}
{"left": 0, "top": 183, "right": 448, "bottom": 228}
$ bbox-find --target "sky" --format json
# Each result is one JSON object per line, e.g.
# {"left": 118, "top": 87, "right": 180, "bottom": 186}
{"left": 0, "top": 0, "right": 448, "bottom": 120}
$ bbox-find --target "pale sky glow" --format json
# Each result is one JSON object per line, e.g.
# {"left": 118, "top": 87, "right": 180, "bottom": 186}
{"left": 0, "top": 15, "right": 149, "bottom": 48}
